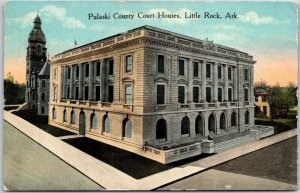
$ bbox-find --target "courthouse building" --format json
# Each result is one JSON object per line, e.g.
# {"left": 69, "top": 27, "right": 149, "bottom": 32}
{"left": 25, "top": 14, "right": 50, "bottom": 116}
{"left": 49, "top": 25, "right": 257, "bottom": 163}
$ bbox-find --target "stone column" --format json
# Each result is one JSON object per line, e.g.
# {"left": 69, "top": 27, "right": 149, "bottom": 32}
{"left": 233, "top": 66, "right": 238, "bottom": 101}
{"left": 100, "top": 60, "right": 105, "bottom": 101}
{"left": 88, "top": 61, "right": 94, "bottom": 101}
{"left": 250, "top": 67, "right": 254, "bottom": 103}
{"left": 69, "top": 65, "right": 74, "bottom": 99}
{"left": 79, "top": 63, "right": 83, "bottom": 100}
{"left": 213, "top": 62, "right": 218, "bottom": 102}
{"left": 187, "top": 59, "right": 193, "bottom": 103}
{"left": 224, "top": 64, "right": 228, "bottom": 102}
{"left": 62, "top": 66, "right": 66, "bottom": 99}
{"left": 201, "top": 60, "right": 206, "bottom": 103}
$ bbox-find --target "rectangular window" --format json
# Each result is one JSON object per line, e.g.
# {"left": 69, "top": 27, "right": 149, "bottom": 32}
{"left": 206, "top": 87, "right": 212, "bottom": 102}
{"left": 193, "top": 62, "right": 199, "bottom": 77}
{"left": 84, "top": 86, "right": 89, "bottom": 100}
{"left": 75, "top": 86, "right": 79, "bottom": 100}
{"left": 76, "top": 65, "right": 79, "bottom": 78}
{"left": 53, "top": 69, "right": 56, "bottom": 80}
{"left": 96, "top": 62, "right": 101, "bottom": 76}
{"left": 244, "top": 68, "right": 249, "bottom": 81}
{"left": 41, "top": 106, "right": 44, "bottom": 114}
{"left": 218, "top": 65, "right": 222, "bottom": 79}
{"left": 67, "top": 67, "right": 71, "bottom": 79}
{"left": 157, "top": 85, "right": 165, "bottom": 104}
{"left": 66, "top": 86, "right": 70, "bottom": 99}
{"left": 228, "top": 88, "right": 232, "bottom": 102}
{"left": 42, "top": 80, "right": 46, "bottom": 88}
{"left": 228, "top": 67, "right": 232, "bottom": 80}
{"left": 109, "top": 59, "right": 114, "bottom": 75}
{"left": 53, "top": 87, "right": 57, "bottom": 100}
{"left": 244, "top": 88, "right": 249, "bottom": 101}
{"left": 55, "top": 68, "right": 58, "bottom": 80}
{"left": 157, "top": 55, "right": 165, "bottom": 74}
{"left": 125, "top": 55, "right": 133, "bottom": 73}
{"left": 85, "top": 63, "right": 89, "bottom": 77}
{"left": 178, "top": 59, "right": 185, "bottom": 76}
{"left": 193, "top": 87, "right": 199, "bottom": 103}
{"left": 125, "top": 84, "right": 133, "bottom": 104}
{"left": 95, "top": 86, "right": 100, "bottom": 101}
{"left": 218, "top": 87, "right": 223, "bottom": 102}
{"left": 206, "top": 63, "right": 211, "bottom": 78}
{"left": 178, "top": 86, "right": 185, "bottom": 104}
{"left": 108, "top": 85, "right": 114, "bottom": 102}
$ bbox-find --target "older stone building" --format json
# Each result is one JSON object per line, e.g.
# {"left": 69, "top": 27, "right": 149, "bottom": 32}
{"left": 49, "top": 25, "right": 261, "bottom": 163}
{"left": 25, "top": 14, "right": 50, "bottom": 115}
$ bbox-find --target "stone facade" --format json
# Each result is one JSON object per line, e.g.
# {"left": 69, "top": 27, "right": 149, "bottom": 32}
{"left": 49, "top": 26, "right": 256, "bottom": 163}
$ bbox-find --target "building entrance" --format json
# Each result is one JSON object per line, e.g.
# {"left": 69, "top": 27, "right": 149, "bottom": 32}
{"left": 79, "top": 111, "right": 85, "bottom": 135}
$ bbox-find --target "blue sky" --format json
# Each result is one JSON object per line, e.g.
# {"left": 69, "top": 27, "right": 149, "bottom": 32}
{"left": 4, "top": 1, "right": 298, "bottom": 86}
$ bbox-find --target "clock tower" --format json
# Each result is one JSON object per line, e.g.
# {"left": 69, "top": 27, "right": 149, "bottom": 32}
{"left": 25, "top": 13, "right": 47, "bottom": 110}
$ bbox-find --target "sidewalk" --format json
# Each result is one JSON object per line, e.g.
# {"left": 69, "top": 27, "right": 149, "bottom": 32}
{"left": 4, "top": 111, "right": 298, "bottom": 190}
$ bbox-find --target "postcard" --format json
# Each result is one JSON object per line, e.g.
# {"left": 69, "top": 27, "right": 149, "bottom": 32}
{"left": 3, "top": 0, "right": 298, "bottom": 191}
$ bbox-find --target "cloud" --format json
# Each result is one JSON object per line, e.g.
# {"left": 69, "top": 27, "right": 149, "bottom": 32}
{"left": 147, "top": 8, "right": 192, "bottom": 25}
{"left": 211, "top": 24, "right": 242, "bottom": 31}
{"left": 210, "top": 33, "right": 239, "bottom": 42}
{"left": 6, "top": 5, "right": 85, "bottom": 29}
{"left": 239, "top": 11, "right": 274, "bottom": 25}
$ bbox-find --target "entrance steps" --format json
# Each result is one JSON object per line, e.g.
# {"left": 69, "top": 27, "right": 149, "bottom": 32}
{"left": 214, "top": 134, "right": 256, "bottom": 153}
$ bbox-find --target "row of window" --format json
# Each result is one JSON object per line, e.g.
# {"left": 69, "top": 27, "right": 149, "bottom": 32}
{"left": 157, "top": 85, "right": 249, "bottom": 104}
{"left": 62, "top": 84, "right": 133, "bottom": 104}
{"left": 55, "top": 55, "right": 250, "bottom": 82}
{"left": 157, "top": 55, "right": 250, "bottom": 81}
{"left": 52, "top": 108, "right": 250, "bottom": 140}
{"left": 156, "top": 111, "right": 250, "bottom": 140}
{"left": 54, "top": 109, "right": 133, "bottom": 138}
{"left": 62, "top": 56, "right": 134, "bottom": 81}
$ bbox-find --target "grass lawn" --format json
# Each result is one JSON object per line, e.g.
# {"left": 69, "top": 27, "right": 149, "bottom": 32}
{"left": 255, "top": 118, "right": 297, "bottom": 134}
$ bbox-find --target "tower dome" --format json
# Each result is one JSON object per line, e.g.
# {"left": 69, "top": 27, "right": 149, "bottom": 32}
{"left": 28, "top": 14, "right": 46, "bottom": 43}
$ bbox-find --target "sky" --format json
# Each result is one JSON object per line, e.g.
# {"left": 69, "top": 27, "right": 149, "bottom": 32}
{"left": 4, "top": 1, "right": 298, "bottom": 86}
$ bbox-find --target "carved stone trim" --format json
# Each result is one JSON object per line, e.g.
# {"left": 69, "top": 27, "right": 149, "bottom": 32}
{"left": 121, "top": 77, "right": 134, "bottom": 82}
{"left": 177, "top": 78, "right": 188, "bottom": 85}
{"left": 193, "top": 79, "right": 201, "bottom": 85}
{"left": 154, "top": 77, "right": 169, "bottom": 82}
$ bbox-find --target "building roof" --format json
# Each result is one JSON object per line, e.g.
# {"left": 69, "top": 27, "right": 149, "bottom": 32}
{"left": 28, "top": 14, "right": 46, "bottom": 43}
{"left": 255, "top": 88, "right": 269, "bottom": 95}
{"left": 54, "top": 25, "right": 248, "bottom": 57}
{"left": 38, "top": 61, "right": 50, "bottom": 77}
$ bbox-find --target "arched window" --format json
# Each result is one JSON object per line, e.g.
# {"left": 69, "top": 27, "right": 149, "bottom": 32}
{"left": 245, "top": 111, "right": 249, "bottom": 125}
{"left": 103, "top": 115, "right": 111, "bottom": 133}
{"left": 41, "top": 93, "right": 45, "bottom": 101}
{"left": 231, "top": 112, "right": 237, "bottom": 127}
{"left": 71, "top": 110, "right": 76, "bottom": 124}
{"left": 52, "top": 107, "right": 57, "bottom": 120}
{"left": 181, "top": 116, "right": 190, "bottom": 135}
{"left": 156, "top": 118, "right": 167, "bottom": 139}
{"left": 195, "top": 115, "right": 204, "bottom": 136}
{"left": 122, "top": 118, "right": 132, "bottom": 138}
{"left": 90, "top": 113, "right": 98, "bottom": 129}
{"left": 208, "top": 114, "right": 216, "bottom": 133}
{"left": 63, "top": 109, "right": 67, "bottom": 122}
{"left": 220, "top": 113, "right": 226, "bottom": 130}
